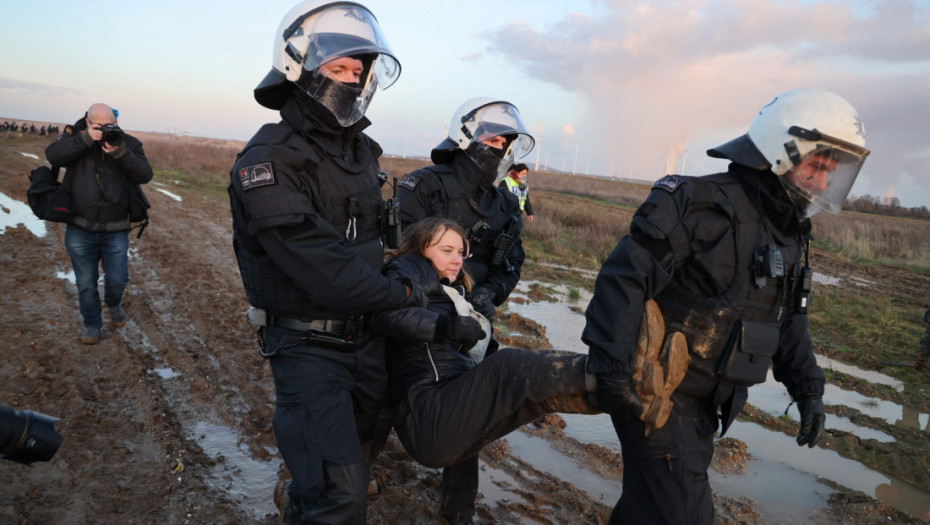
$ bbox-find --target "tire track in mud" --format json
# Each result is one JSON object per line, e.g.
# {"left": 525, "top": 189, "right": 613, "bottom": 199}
{"left": 0, "top": 220, "right": 250, "bottom": 523}
{"left": 812, "top": 246, "right": 930, "bottom": 308}
{"left": 114, "top": 188, "right": 279, "bottom": 521}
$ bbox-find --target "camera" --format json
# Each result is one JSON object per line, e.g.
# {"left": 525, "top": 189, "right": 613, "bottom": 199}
{"left": 99, "top": 123, "right": 124, "bottom": 146}
{"left": 0, "top": 403, "right": 63, "bottom": 465}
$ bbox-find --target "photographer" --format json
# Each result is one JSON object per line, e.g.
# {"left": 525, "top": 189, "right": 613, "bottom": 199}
{"left": 45, "top": 103, "right": 153, "bottom": 345}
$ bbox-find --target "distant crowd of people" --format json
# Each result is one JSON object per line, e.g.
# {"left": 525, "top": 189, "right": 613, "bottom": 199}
{"left": 3, "top": 121, "right": 59, "bottom": 136}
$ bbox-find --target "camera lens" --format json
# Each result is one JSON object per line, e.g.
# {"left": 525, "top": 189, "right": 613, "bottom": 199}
{"left": 104, "top": 130, "right": 122, "bottom": 145}
{"left": 99, "top": 124, "right": 123, "bottom": 146}
{"left": 0, "top": 404, "right": 63, "bottom": 465}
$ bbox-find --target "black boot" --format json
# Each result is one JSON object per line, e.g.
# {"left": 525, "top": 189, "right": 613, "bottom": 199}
{"left": 440, "top": 456, "right": 478, "bottom": 524}
{"left": 275, "top": 479, "right": 302, "bottom": 525}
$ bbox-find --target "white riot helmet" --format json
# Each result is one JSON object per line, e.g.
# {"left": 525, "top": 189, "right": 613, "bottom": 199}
{"left": 431, "top": 97, "right": 535, "bottom": 180}
{"left": 708, "top": 88, "right": 869, "bottom": 220}
{"left": 254, "top": 1, "right": 401, "bottom": 127}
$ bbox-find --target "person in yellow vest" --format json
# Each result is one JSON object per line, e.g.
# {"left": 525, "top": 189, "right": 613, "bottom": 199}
{"left": 498, "top": 163, "right": 534, "bottom": 222}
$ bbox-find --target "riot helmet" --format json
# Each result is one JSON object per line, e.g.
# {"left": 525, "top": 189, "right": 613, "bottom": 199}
{"left": 708, "top": 88, "right": 869, "bottom": 220}
{"left": 254, "top": 1, "right": 401, "bottom": 126}
{"left": 432, "top": 97, "right": 535, "bottom": 180}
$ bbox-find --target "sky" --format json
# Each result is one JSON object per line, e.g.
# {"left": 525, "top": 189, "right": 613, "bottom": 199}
{"left": 1, "top": 0, "right": 928, "bottom": 208}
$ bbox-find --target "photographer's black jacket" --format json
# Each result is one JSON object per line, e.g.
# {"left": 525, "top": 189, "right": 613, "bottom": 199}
{"left": 397, "top": 151, "right": 525, "bottom": 306}
{"left": 583, "top": 164, "right": 825, "bottom": 432}
{"left": 228, "top": 93, "right": 408, "bottom": 319}
{"left": 45, "top": 120, "right": 152, "bottom": 231}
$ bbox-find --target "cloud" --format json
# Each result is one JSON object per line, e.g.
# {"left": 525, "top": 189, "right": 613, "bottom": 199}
{"left": 461, "top": 52, "right": 484, "bottom": 62}
{"left": 485, "top": 0, "right": 930, "bottom": 207}
{"left": 0, "top": 77, "right": 81, "bottom": 98}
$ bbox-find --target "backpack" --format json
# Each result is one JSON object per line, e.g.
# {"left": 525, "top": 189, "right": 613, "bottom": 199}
{"left": 127, "top": 182, "right": 150, "bottom": 238}
{"left": 26, "top": 165, "right": 74, "bottom": 223}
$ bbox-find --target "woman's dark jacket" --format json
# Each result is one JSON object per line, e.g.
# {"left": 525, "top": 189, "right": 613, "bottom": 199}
{"left": 372, "top": 254, "right": 476, "bottom": 403}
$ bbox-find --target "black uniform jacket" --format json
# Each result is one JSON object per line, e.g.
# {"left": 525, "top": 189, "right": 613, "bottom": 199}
{"left": 45, "top": 118, "right": 153, "bottom": 230}
{"left": 397, "top": 151, "right": 525, "bottom": 306}
{"left": 583, "top": 164, "right": 825, "bottom": 423}
{"left": 372, "top": 254, "right": 475, "bottom": 403}
{"left": 228, "top": 92, "right": 408, "bottom": 319}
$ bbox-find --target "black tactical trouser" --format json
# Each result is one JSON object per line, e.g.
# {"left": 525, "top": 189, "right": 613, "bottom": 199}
{"left": 265, "top": 326, "right": 387, "bottom": 525}
{"left": 609, "top": 391, "right": 718, "bottom": 525}
{"left": 393, "top": 347, "right": 597, "bottom": 521}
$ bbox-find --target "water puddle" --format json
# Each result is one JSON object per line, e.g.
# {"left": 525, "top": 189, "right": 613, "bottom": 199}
{"left": 818, "top": 355, "right": 904, "bottom": 391}
{"left": 152, "top": 367, "right": 180, "bottom": 379}
{"left": 501, "top": 283, "right": 930, "bottom": 520}
{"left": 477, "top": 458, "right": 544, "bottom": 524}
{"left": 557, "top": 413, "right": 830, "bottom": 525}
{"left": 504, "top": 430, "right": 620, "bottom": 505}
{"left": 190, "top": 420, "right": 279, "bottom": 519}
{"left": 814, "top": 271, "right": 876, "bottom": 288}
{"left": 0, "top": 190, "right": 47, "bottom": 237}
{"left": 749, "top": 374, "right": 895, "bottom": 442}
{"left": 152, "top": 184, "right": 183, "bottom": 202}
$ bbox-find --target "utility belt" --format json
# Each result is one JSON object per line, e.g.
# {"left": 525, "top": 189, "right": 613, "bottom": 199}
{"left": 247, "top": 306, "right": 370, "bottom": 340}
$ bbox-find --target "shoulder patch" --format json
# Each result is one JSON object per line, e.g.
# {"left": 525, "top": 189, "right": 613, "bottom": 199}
{"left": 237, "top": 162, "right": 276, "bottom": 191}
{"left": 653, "top": 175, "right": 684, "bottom": 193}
{"left": 398, "top": 174, "right": 421, "bottom": 191}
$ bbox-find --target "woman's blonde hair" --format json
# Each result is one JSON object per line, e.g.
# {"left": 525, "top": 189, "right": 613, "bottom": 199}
{"left": 394, "top": 217, "right": 473, "bottom": 290}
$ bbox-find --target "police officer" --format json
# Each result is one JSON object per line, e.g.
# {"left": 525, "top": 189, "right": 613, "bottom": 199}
{"left": 395, "top": 98, "right": 535, "bottom": 523}
{"left": 227, "top": 2, "right": 422, "bottom": 523}
{"left": 399, "top": 98, "right": 535, "bottom": 321}
{"left": 583, "top": 88, "right": 870, "bottom": 524}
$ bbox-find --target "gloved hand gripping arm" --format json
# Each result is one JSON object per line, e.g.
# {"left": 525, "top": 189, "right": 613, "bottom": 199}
{"left": 435, "top": 315, "right": 486, "bottom": 351}
{"left": 466, "top": 287, "right": 496, "bottom": 319}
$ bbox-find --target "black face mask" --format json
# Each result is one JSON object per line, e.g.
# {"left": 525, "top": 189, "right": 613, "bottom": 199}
{"left": 489, "top": 145, "right": 507, "bottom": 159}
{"left": 296, "top": 70, "right": 367, "bottom": 127}
{"left": 464, "top": 141, "right": 513, "bottom": 183}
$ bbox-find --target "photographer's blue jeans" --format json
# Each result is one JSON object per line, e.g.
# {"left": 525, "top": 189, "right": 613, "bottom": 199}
{"left": 65, "top": 225, "right": 130, "bottom": 329}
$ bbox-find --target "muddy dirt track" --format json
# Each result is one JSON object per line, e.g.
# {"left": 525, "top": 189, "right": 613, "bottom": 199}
{"left": 0, "top": 133, "right": 925, "bottom": 524}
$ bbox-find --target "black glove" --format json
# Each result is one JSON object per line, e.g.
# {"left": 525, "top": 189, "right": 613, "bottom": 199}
{"left": 401, "top": 280, "right": 429, "bottom": 308}
{"left": 448, "top": 316, "right": 486, "bottom": 350}
{"left": 796, "top": 396, "right": 826, "bottom": 448}
{"left": 467, "top": 288, "right": 496, "bottom": 319}
{"left": 595, "top": 374, "right": 643, "bottom": 422}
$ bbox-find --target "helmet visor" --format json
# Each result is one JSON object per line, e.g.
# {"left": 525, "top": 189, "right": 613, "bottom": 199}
{"left": 780, "top": 133, "right": 869, "bottom": 220}
{"left": 284, "top": 4, "right": 400, "bottom": 89}
{"left": 461, "top": 102, "right": 534, "bottom": 159}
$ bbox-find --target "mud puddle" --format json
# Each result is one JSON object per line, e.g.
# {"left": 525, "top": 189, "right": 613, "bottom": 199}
{"left": 502, "top": 280, "right": 930, "bottom": 522}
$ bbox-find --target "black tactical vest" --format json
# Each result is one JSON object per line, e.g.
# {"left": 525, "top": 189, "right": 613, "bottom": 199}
{"left": 655, "top": 173, "right": 807, "bottom": 388}
{"left": 413, "top": 163, "right": 518, "bottom": 286}
{"left": 229, "top": 123, "right": 384, "bottom": 318}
